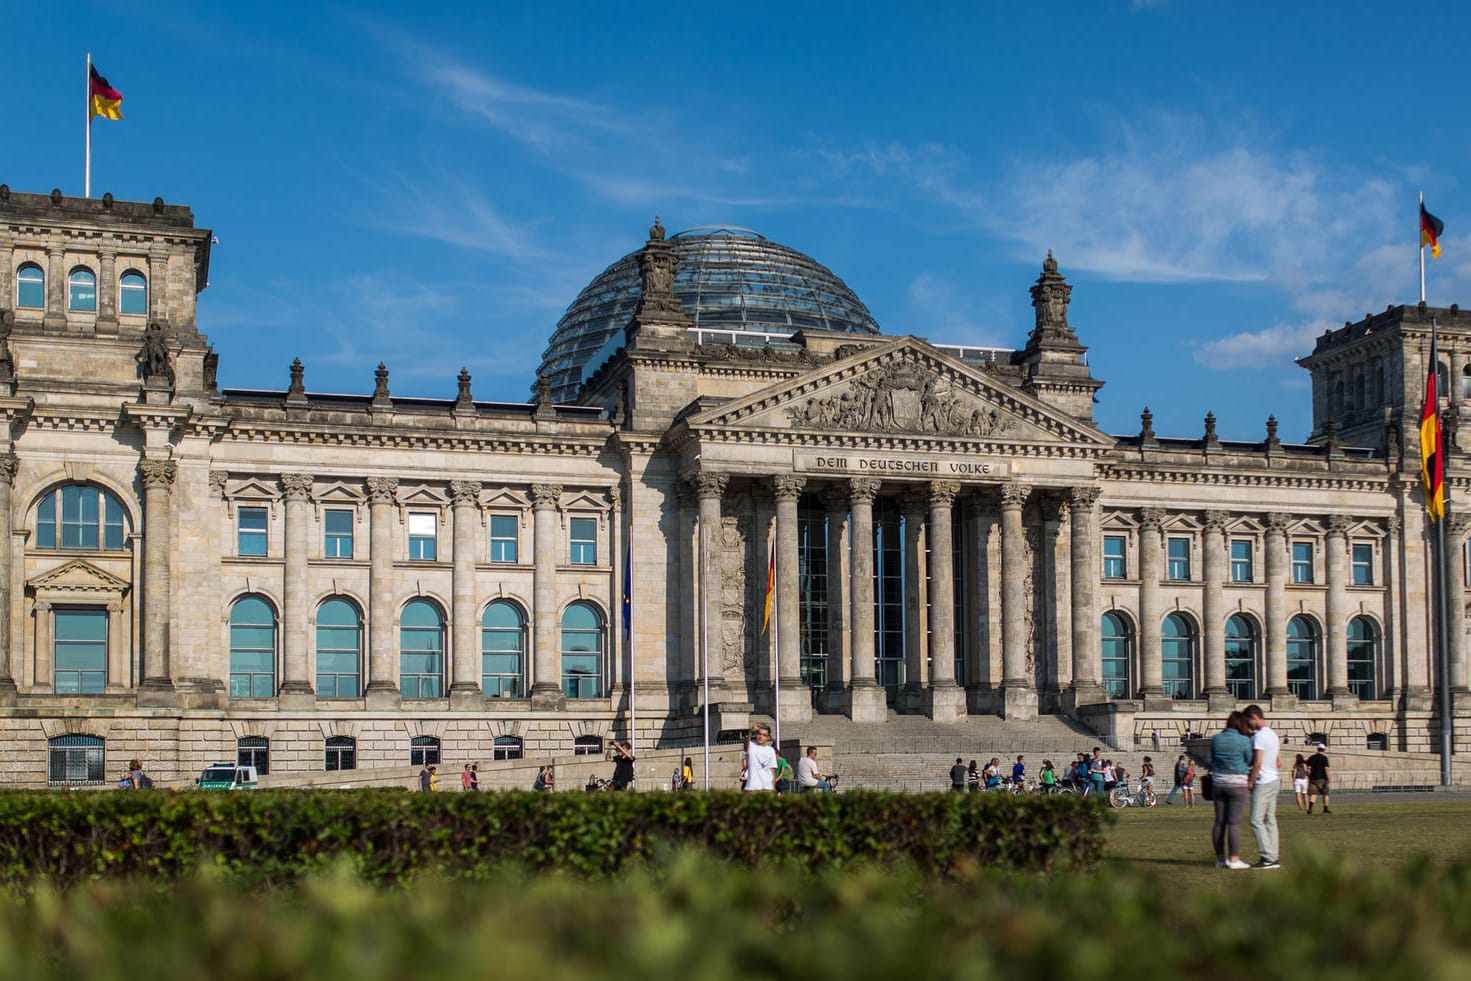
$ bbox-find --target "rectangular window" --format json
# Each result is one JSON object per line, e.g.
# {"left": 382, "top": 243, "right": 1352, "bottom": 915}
{"left": 1292, "top": 541, "right": 1314, "bottom": 584}
{"left": 1352, "top": 542, "right": 1374, "bottom": 586}
{"left": 54, "top": 608, "right": 107, "bottom": 694}
{"left": 1167, "top": 536, "right": 1191, "bottom": 581}
{"left": 1230, "top": 540, "right": 1253, "bottom": 583}
{"left": 1102, "top": 535, "right": 1126, "bottom": 579}
{"left": 489, "top": 514, "right": 518, "bottom": 563}
{"left": 238, "top": 506, "right": 268, "bottom": 557}
{"left": 569, "top": 516, "right": 597, "bottom": 565}
{"left": 323, "top": 509, "right": 354, "bottom": 559}
{"left": 408, "top": 512, "right": 437, "bottom": 561}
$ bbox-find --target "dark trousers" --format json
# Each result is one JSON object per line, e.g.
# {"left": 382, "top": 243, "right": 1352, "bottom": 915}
{"left": 1211, "top": 782, "right": 1250, "bottom": 859}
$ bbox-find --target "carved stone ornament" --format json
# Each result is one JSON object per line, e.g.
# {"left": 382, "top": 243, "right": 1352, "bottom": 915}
{"left": 1449, "top": 514, "right": 1471, "bottom": 539}
{"left": 787, "top": 355, "right": 1015, "bottom": 438}
{"left": 1265, "top": 512, "right": 1292, "bottom": 535}
{"left": 450, "top": 480, "right": 482, "bottom": 507}
{"left": 1386, "top": 514, "right": 1402, "bottom": 536}
{"left": 208, "top": 470, "right": 229, "bottom": 497}
{"left": 203, "top": 349, "right": 220, "bottom": 394}
{"left": 139, "top": 459, "right": 176, "bottom": 488}
{"left": 849, "top": 477, "right": 882, "bottom": 505}
{"left": 772, "top": 474, "right": 806, "bottom": 501}
{"left": 371, "top": 363, "right": 391, "bottom": 405}
{"left": 1029, "top": 250, "right": 1074, "bottom": 337}
{"left": 366, "top": 476, "right": 399, "bottom": 504}
{"left": 139, "top": 322, "right": 174, "bottom": 386}
{"left": 1069, "top": 485, "right": 1101, "bottom": 511}
{"left": 1202, "top": 510, "right": 1231, "bottom": 534}
{"left": 694, "top": 471, "right": 729, "bottom": 500}
{"left": 1325, "top": 514, "right": 1352, "bottom": 538}
{"left": 0, "top": 452, "right": 16, "bottom": 487}
{"left": 455, "top": 368, "right": 474, "bottom": 409}
{"left": 530, "top": 483, "right": 563, "bottom": 508}
{"left": 287, "top": 358, "right": 306, "bottom": 400}
{"left": 1138, "top": 507, "right": 1167, "bottom": 532}
{"left": 999, "top": 483, "right": 1030, "bottom": 509}
{"left": 929, "top": 480, "right": 961, "bottom": 508}
{"left": 280, "top": 473, "right": 314, "bottom": 502}
{"left": 633, "top": 218, "right": 687, "bottom": 322}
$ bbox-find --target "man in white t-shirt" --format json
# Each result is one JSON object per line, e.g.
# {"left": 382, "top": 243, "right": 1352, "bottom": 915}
{"left": 1245, "top": 704, "right": 1281, "bottom": 870}
{"left": 744, "top": 726, "right": 778, "bottom": 791}
{"left": 796, "top": 745, "right": 832, "bottom": 792}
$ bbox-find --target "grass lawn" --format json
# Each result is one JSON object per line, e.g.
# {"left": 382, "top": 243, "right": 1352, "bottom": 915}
{"left": 1103, "top": 793, "right": 1471, "bottom": 891}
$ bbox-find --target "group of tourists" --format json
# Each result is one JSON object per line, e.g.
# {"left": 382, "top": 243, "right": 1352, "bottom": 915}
{"left": 740, "top": 725, "right": 835, "bottom": 792}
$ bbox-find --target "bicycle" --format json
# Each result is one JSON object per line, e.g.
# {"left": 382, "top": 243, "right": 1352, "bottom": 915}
{"left": 1109, "top": 779, "right": 1157, "bottom": 808}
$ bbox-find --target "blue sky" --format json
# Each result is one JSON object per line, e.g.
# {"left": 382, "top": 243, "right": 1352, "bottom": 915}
{"left": 7, "top": 2, "right": 1471, "bottom": 441}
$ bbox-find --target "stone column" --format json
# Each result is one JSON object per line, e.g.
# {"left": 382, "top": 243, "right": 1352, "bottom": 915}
{"left": 821, "top": 486, "right": 851, "bottom": 710}
{"left": 1383, "top": 513, "right": 1405, "bottom": 702}
{"left": 1264, "top": 512, "right": 1292, "bottom": 702}
{"left": 999, "top": 483, "right": 1036, "bottom": 720}
{"left": 1325, "top": 514, "right": 1354, "bottom": 706}
{"left": 1068, "top": 486, "right": 1102, "bottom": 707}
{"left": 529, "top": 482, "right": 565, "bottom": 710}
{"left": 1137, "top": 507, "right": 1166, "bottom": 705}
{"left": 449, "top": 480, "right": 483, "bottom": 708}
{"left": 694, "top": 472, "right": 729, "bottom": 702}
{"left": 33, "top": 600, "right": 53, "bottom": 692}
{"left": 898, "top": 487, "right": 928, "bottom": 711}
{"left": 278, "top": 473, "right": 314, "bottom": 704}
{"left": 1449, "top": 515, "right": 1471, "bottom": 695}
{"left": 675, "top": 484, "right": 698, "bottom": 698}
{"left": 847, "top": 477, "right": 886, "bottom": 722}
{"left": 44, "top": 246, "right": 65, "bottom": 328}
{"left": 1202, "top": 509, "right": 1231, "bottom": 709}
{"left": 926, "top": 480, "right": 965, "bottom": 722}
{"left": 0, "top": 453, "right": 15, "bottom": 701}
{"left": 773, "top": 474, "right": 811, "bottom": 724}
{"left": 97, "top": 250, "right": 118, "bottom": 331}
{"left": 137, "top": 459, "right": 176, "bottom": 703}
{"left": 364, "top": 477, "right": 399, "bottom": 706}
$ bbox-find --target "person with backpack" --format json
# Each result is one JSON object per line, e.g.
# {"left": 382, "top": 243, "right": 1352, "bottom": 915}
{"left": 129, "top": 758, "right": 153, "bottom": 789}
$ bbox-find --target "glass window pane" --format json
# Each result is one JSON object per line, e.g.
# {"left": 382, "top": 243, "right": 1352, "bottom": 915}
{"left": 68, "top": 269, "right": 97, "bottom": 312}
{"left": 408, "top": 512, "right": 436, "bottom": 536}
{"left": 17, "top": 265, "right": 44, "bottom": 308}
{"left": 119, "top": 272, "right": 147, "bottom": 315}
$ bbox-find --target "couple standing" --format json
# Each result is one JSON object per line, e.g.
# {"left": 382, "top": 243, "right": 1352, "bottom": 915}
{"left": 1209, "top": 704, "right": 1281, "bottom": 870}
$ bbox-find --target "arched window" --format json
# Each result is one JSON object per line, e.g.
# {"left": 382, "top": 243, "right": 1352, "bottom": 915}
{"left": 1224, "top": 614, "right": 1258, "bottom": 701}
{"left": 324, "top": 735, "right": 355, "bottom": 771}
{"left": 119, "top": 270, "right": 147, "bottom": 315}
{"left": 1100, "top": 612, "right": 1132, "bottom": 699}
{"left": 16, "top": 263, "right": 44, "bottom": 308}
{"left": 1352, "top": 371, "right": 1365, "bottom": 412}
{"left": 1438, "top": 362, "right": 1451, "bottom": 403}
{"left": 35, "top": 484, "right": 129, "bottom": 550}
{"left": 400, "top": 599, "right": 444, "bottom": 699}
{"left": 493, "top": 735, "right": 523, "bottom": 760}
{"left": 68, "top": 267, "right": 97, "bottom": 312}
{"left": 561, "top": 602, "right": 604, "bottom": 699}
{"left": 1463, "top": 364, "right": 1471, "bottom": 402}
{"left": 573, "top": 735, "right": 604, "bottom": 756}
{"left": 481, "top": 600, "right": 526, "bottom": 698}
{"left": 1372, "top": 358, "right": 1385, "bottom": 406}
{"left": 48, "top": 734, "right": 105, "bottom": 785}
{"left": 1347, "top": 616, "right": 1379, "bottom": 700}
{"left": 237, "top": 736, "right": 269, "bottom": 774}
{"left": 1286, "top": 615, "right": 1319, "bottom": 700}
{"left": 409, "top": 735, "right": 441, "bottom": 766}
{"left": 315, "top": 598, "right": 362, "bottom": 698}
{"left": 1161, "top": 613, "right": 1196, "bottom": 699}
{"left": 228, "top": 595, "right": 276, "bottom": 698}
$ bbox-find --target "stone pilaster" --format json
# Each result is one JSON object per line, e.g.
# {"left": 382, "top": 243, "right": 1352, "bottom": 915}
{"left": 364, "top": 476, "right": 400, "bottom": 707}
{"left": 0, "top": 452, "right": 15, "bottom": 702}
{"left": 694, "top": 471, "right": 729, "bottom": 702}
{"left": 1445, "top": 514, "right": 1471, "bottom": 702}
{"left": 847, "top": 477, "right": 886, "bottom": 722}
{"left": 529, "top": 482, "right": 565, "bottom": 710}
{"left": 278, "top": 473, "right": 315, "bottom": 705}
{"left": 137, "top": 459, "right": 176, "bottom": 704}
{"left": 898, "top": 486, "right": 928, "bottom": 711}
{"left": 773, "top": 474, "right": 810, "bottom": 724}
{"left": 820, "top": 485, "right": 851, "bottom": 711}
{"left": 97, "top": 250, "right": 118, "bottom": 332}
{"left": 1202, "top": 509, "right": 1232, "bottom": 709}
{"left": 1137, "top": 507, "right": 1167, "bottom": 707}
{"left": 926, "top": 480, "right": 965, "bottom": 722}
{"left": 449, "top": 480, "right": 483, "bottom": 708}
{"left": 1067, "top": 486, "right": 1102, "bottom": 709}
{"left": 1264, "top": 511, "right": 1293, "bottom": 705}
{"left": 999, "top": 483, "right": 1036, "bottom": 720}
{"left": 1325, "top": 514, "right": 1355, "bottom": 707}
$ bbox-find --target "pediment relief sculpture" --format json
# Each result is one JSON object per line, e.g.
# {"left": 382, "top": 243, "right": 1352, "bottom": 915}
{"left": 29, "top": 559, "right": 131, "bottom": 593}
{"left": 785, "top": 357, "right": 1016, "bottom": 438}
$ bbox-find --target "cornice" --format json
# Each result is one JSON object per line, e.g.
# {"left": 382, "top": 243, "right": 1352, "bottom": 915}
{"left": 217, "top": 423, "right": 607, "bottom": 456}
{"left": 1098, "top": 463, "right": 1391, "bottom": 494}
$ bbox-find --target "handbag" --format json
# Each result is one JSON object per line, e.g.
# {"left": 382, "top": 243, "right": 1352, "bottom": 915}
{"left": 1200, "top": 774, "right": 1214, "bottom": 801}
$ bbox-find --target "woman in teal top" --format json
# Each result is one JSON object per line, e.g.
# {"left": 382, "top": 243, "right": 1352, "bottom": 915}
{"left": 1208, "top": 711, "right": 1256, "bottom": 869}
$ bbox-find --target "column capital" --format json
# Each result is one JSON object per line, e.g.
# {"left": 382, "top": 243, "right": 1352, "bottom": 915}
{"left": 208, "top": 470, "right": 229, "bottom": 498}
{"left": 1386, "top": 513, "right": 1401, "bottom": 536}
{"left": 772, "top": 474, "right": 806, "bottom": 502}
{"left": 450, "top": 480, "right": 483, "bottom": 507}
{"left": 928, "top": 480, "right": 961, "bottom": 508}
{"left": 366, "top": 476, "right": 399, "bottom": 504}
{"left": 530, "top": 483, "right": 563, "bottom": 508}
{"left": 1264, "top": 511, "right": 1292, "bottom": 535}
{"left": 138, "top": 459, "right": 176, "bottom": 488}
{"left": 0, "top": 452, "right": 16, "bottom": 487}
{"left": 1325, "top": 513, "right": 1352, "bottom": 538}
{"left": 849, "top": 477, "right": 881, "bottom": 505}
{"left": 280, "top": 473, "right": 314, "bottom": 502}
{"left": 1449, "top": 514, "right": 1471, "bottom": 538}
{"left": 1138, "top": 506, "right": 1166, "bottom": 532}
{"left": 1202, "top": 509, "right": 1231, "bottom": 534}
{"left": 1068, "top": 485, "right": 1101, "bottom": 510}
{"left": 998, "top": 482, "right": 1030, "bottom": 509}
{"left": 694, "top": 471, "right": 730, "bottom": 500}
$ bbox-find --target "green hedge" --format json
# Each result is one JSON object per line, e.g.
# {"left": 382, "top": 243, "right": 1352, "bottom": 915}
{"left": 0, "top": 789, "right": 1107, "bottom": 885}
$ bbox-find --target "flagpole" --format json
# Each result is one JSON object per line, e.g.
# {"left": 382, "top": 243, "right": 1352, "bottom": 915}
{"left": 84, "top": 52, "right": 92, "bottom": 198}
{"left": 1430, "top": 314, "right": 1454, "bottom": 786}
{"left": 625, "top": 526, "right": 635, "bottom": 765}
{"left": 772, "top": 540, "right": 781, "bottom": 752}
{"left": 701, "top": 517, "right": 711, "bottom": 790}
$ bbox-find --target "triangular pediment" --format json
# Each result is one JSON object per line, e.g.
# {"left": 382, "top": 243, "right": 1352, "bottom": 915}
{"left": 561, "top": 489, "right": 611, "bottom": 513}
{"left": 227, "top": 477, "right": 281, "bottom": 501}
{"left": 482, "top": 487, "right": 530, "bottom": 511}
{"left": 316, "top": 481, "right": 365, "bottom": 504}
{"left": 399, "top": 485, "right": 449, "bottom": 508}
{"left": 685, "top": 337, "right": 1112, "bottom": 447}
{"left": 29, "top": 559, "right": 131, "bottom": 593}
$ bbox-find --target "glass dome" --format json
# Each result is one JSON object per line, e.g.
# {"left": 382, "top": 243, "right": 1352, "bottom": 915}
{"left": 538, "top": 227, "right": 882, "bottom": 402}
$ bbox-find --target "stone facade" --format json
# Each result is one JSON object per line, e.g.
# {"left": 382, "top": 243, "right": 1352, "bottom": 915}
{"left": 0, "top": 185, "right": 1467, "bottom": 787}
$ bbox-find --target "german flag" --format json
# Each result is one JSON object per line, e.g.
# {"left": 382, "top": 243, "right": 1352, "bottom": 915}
{"left": 1421, "top": 202, "right": 1444, "bottom": 259}
{"left": 89, "top": 64, "right": 122, "bottom": 121}
{"left": 761, "top": 540, "right": 775, "bottom": 634}
{"left": 1421, "top": 363, "right": 1444, "bottom": 522}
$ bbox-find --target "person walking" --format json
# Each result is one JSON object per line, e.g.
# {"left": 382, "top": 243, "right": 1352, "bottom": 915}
{"left": 949, "top": 757, "right": 967, "bottom": 791}
{"left": 461, "top": 763, "right": 474, "bottom": 791}
{"left": 1245, "top": 704, "right": 1282, "bottom": 870}
{"left": 470, "top": 763, "right": 479, "bottom": 791}
{"left": 418, "top": 764, "right": 432, "bottom": 792}
{"left": 1011, "top": 755, "right": 1026, "bottom": 788}
{"left": 1291, "top": 754, "right": 1309, "bottom": 812}
{"left": 744, "top": 725, "right": 778, "bottom": 791}
{"left": 1089, "top": 748, "right": 1107, "bottom": 799}
{"left": 428, "top": 765, "right": 439, "bottom": 792}
{"left": 1209, "top": 711, "right": 1255, "bottom": 869}
{"left": 1182, "top": 757, "right": 1197, "bottom": 808}
{"left": 681, "top": 756, "right": 695, "bottom": 791}
{"left": 1306, "top": 744, "right": 1332, "bottom": 814}
{"left": 1166, "top": 754, "right": 1188, "bottom": 804}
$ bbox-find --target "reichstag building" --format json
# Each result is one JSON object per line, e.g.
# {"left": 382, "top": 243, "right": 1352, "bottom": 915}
{"left": 0, "top": 184, "right": 1463, "bottom": 785}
